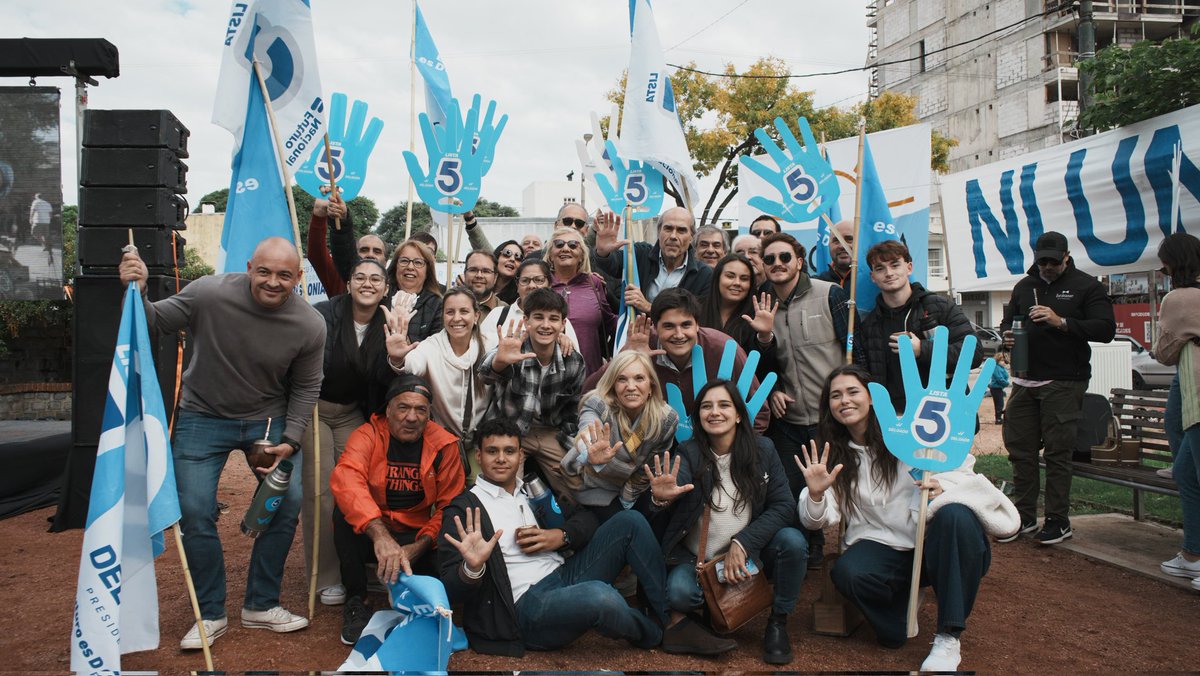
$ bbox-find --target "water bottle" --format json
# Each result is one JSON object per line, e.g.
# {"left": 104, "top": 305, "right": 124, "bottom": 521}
{"left": 1010, "top": 316, "right": 1030, "bottom": 378}
{"left": 241, "top": 460, "right": 294, "bottom": 538}
{"left": 522, "top": 475, "right": 565, "bottom": 529}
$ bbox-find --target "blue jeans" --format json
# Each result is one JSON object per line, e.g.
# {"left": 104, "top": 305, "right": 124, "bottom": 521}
{"left": 173, "top": 409, "right": 303, "bottom": 619}
{"left": 515, "top": 510, "right": 666, "bottom": 650}
{"left": 1167, "top": 376, "right": 1200, "bottom": 554}
{"left": 666, "top": 527, "right": 809, "bottom": 617}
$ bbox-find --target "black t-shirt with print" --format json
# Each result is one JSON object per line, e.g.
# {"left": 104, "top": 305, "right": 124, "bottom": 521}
{"left": 386, "top": 437, "right": 424, "bottom": 510}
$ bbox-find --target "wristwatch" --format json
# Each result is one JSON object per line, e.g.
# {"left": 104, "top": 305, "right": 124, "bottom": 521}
{"left": 560, "top": 529, "right": 572, "bottom": 549}
{"left": 281, "top": 437, "right": 301, "bottom": 453}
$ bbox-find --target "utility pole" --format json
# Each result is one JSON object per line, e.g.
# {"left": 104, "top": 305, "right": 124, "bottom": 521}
{"left": 1077, "top": 0, "right": 1095, "bottom": 136}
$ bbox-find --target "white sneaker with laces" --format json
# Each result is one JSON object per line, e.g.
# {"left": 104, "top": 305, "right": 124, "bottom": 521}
{"left": 920, "top": 633, "right": 961, "bottom": 672}
{"left": 320, "top": 583, "right": 347, "bottom": 605}
{"left": 1160, "top": 553, "right": 1200, "bottom": 579}
{"left": 241, "top": 606, "right": 309, "bottom": 633}
{"left": 180, "top": 617, "right": 227, "bottom": 650}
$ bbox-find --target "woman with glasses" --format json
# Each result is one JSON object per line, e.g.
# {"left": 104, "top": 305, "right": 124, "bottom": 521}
{"left": 699, "top": 253, "right": 778, "bottom": 373}
{"left": 480, "top": 258, "right": 580, "bottom": 350}
{"left": 547, "top": 226, "right": 616, "bottom": 375}
{"left": 384, "top": 287, "right": 493, "bottom": 484}
{"left": 386, "top": 239, "right": 443, "bottom": 342}
{"left": 302, "top": 258, "right": 398, "bottom": 608}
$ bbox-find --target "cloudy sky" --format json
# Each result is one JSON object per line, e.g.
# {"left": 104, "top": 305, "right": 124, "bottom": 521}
{"left": 13, "top": 0, "right": 870, "bottom": 220}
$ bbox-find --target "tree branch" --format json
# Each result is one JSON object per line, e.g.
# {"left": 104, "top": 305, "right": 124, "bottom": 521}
{"left": 700, "top": 135, "right": 758, "bottom": 227}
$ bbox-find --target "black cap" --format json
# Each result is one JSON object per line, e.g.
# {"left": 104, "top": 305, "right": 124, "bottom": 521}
{"left": 386, "top": 373, "right": 433, "bottom": 403}
{"left": 1034, "top": 232, "right": 1068, "bottom": 262}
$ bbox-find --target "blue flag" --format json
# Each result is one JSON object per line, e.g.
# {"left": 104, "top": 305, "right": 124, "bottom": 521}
{"left": 71, "top": 284, "right": 181, "bottom": 673}
{"left": 219, "top": 76, "right": 294, "bottom": 272}
{"left": 811, "top": 146, "right": 843, "bottom": 275}
{"left": 613, "top": 216, "right": 641, "bottom": 354}
{"left": 414, "top": 2, "right": 454, "bottom": 128}
{"left": 852, "top": 137, "right": 900, "bottom": 314}
{"left": 340, "top": 574, "right": 467, "bottom": 671}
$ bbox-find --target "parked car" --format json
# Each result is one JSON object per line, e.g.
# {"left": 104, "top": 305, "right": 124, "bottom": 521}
{"left": 1112, "top": 335, "right": 1176, "bottom": 389}
{"left": 971, "top": 323, "right": 1003, "bottom": 356}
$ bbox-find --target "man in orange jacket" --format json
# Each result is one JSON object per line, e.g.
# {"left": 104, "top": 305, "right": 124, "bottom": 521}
{"left": 330, "top": 374, "right": 465, "bottom": 645}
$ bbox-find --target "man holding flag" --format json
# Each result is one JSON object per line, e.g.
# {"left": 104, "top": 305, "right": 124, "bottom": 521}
{"left": 119, "top": 238, "right": 325, "bottom": 648}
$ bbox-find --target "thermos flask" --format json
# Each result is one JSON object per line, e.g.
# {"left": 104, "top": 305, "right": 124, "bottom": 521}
{"left": 523, "top": 475, "right": 565, "bottom": 529}
{"left": 1010, "top": 316, "right": 1030, "bottom": 378}
{"left": 241, "top": 460, "right": 293, "bottom": 538}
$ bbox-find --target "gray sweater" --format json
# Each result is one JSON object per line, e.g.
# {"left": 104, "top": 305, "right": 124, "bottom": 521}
{"left": 143, "top": 273, "right": 326, "bottom": 441}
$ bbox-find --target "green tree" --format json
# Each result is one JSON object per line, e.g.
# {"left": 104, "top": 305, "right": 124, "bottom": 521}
{"left": 179, "top": 247, "right": 214, "bottom": 280}
{"left": 194, "top": 186, "right": 379, "bottom": 249}
{"left": 1078, "top": 24, "right": 1200, "bottom": 132}
{"left": 374, "top": 197, "right": 517, "bottom": 247}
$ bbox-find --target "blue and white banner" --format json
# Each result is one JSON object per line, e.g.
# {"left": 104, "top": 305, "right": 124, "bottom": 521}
{"left": 339, "top": 575, "right": 467, "bottom": 672}
{"left": 739, "top": 124, "right": 933, "bottom": 302}
{"left": 620, "top": 0, "right": 700, "bottom": 209}
{"left": 71, "top": 284, "right": 181, "bottom": 675}
{"left": 942, "top": 103, "right": 1200, "bottom": 291}
{"left": 414, "top": 2, "right": 454, "bottom": 128}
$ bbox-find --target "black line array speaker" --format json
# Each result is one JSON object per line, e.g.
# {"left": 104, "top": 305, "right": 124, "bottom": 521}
{"left": 80, "top": 147, "right": 187, "bottom": 192}
{"left": 78, "top": 227, "right": 184, "bottom": 274}
{"left": 82, "top": 109, "right": 189, "bottom": 158}
{"left": 78, "top": 187, "right": 187, "bottom": 228}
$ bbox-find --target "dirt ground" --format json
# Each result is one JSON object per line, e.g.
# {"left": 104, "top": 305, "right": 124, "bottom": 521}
{"left": 4, "top": 408, "right": 1199, "bottom": 673}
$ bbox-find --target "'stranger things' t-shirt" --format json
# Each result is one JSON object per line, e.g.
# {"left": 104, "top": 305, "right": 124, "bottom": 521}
{"left": 386, "top": 437, "right": 424, "bottom": 510}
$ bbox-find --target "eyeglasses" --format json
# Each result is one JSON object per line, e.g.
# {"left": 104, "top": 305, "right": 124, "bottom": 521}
{"left": 498, "top": 248, "right": 524, "bottom": 261}
{"left": 750, "top": 228, "right": 773, "bottom": 238}
{"left": 395, "top": 257, "right": 427, "bottom": 268}
{"left": 466, "top": 266, "right": 496, "bottom": 276}
{"left": 518, "top": 275, "right": 548, "bottom": 286}
{"left": 762, "top": 251, "right": 794, "bottom": 266}
{"left": 350, "top": 273, "right": 386, "bottom": 286}
{"left": 736, "top": 247, "right": 761, "bottom": 257}
{"left": 561, "top": 217, "right": 588, "bottom": 229}
{"left": 552, "top": 239, "right": 581, "bottom": 251}
{"left": 1036, "top": 258, "right": 1064, "bottom": 267}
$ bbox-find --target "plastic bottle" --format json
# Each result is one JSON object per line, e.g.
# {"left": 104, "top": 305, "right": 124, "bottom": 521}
{"left": 241, "top": 460, "right": 294, "bottom": 538}
{"left": 1010, "top": 315, "right": 1029, "bottom": 378}
{"left": 522, "top": 475, "right": 565, "bottom": 529}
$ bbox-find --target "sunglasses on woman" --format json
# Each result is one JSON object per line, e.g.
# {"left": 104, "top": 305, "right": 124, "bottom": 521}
{"left": 499, "top": 248, "right": 524, "bottom": 261}
{"left": 553, "top": 239, "right": 581, "bottom": 251}
{"left": 762, "top": 251, "right": 793, "bottom": 266}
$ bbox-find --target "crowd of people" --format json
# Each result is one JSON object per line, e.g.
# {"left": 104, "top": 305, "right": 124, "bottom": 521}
{"left": 115, "top": 193, "right": 1200, "bottom": 672}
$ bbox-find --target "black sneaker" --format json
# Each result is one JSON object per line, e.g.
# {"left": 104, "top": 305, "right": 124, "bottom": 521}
{"left": 807, "top": 547, "right": 825, "bottom": 570}
{"left": 1035, "top": 518, "right": 1073, "bottom": 545}
{"left": 341, "top": 596, "right": 372, "bottom": 645}
{"left": 996, "top": 520, "right": 1038, "bottom": 543}
{"left": 662, "top": 616, "right": 737, "bottom": 656}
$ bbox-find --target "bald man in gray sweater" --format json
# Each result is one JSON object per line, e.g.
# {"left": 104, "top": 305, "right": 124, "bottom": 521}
{"left": 120, "top": 237, "right": 326, "bottom": 649}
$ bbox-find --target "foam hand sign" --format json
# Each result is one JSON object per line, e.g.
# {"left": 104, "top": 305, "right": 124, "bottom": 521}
{"left": 739, "top": 116, "right": 839, "bottom": 224}
{"left": 869, "top": 326, "right": 995, "bottom": 473}
{"left": 576, "top": 106, "right": 620, "bottom": 206}
{"left": 665, "top": 339, "right": 777, "bottom": 443}
{"left": 295, "top": 93, "right": 384, "bottom": 201}
{"left": 593, "top": 140, "right": 666, "bottom": 216}
{"left": 402, "top": 94, "right": 508, "bottom": 214}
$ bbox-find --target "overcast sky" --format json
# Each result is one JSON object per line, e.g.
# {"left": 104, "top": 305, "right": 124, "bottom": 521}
{"left": 13, "top": 0, "right": 870, "bottom": 220}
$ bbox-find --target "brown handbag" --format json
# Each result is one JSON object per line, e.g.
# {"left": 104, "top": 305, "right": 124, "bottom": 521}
{"left": 694, "top": 505, "right": 773, "bottom": 634}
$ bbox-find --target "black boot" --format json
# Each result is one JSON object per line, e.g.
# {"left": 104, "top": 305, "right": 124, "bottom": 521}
{"left": 763, "top": 612, "right": 793, "bottom": 665}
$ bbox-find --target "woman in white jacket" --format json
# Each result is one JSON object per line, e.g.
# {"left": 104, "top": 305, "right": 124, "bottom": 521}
{"left": 797, "top": 365, "right": 1009, "bottom": 673}
{"left": 385, "top": 287, "right": 493, "bottom": 484}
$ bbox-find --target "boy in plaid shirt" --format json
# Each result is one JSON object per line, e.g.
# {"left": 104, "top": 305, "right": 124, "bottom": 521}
{"left": 480, "top": 288, "right": 586, "bottom": 497}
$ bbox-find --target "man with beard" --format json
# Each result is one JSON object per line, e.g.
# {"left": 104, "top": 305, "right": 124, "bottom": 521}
{"left": 462, "top": 249, "right": 508, "bottom": 312}
{"left": 816, "top": 219, "right": 854, "bottom": 291}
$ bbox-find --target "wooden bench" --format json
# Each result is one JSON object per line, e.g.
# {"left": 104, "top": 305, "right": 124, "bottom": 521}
{"left": 1071, "top": 388, "right": 1178, "bottom": 520}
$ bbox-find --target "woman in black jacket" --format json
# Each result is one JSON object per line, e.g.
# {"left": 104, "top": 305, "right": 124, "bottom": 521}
{"left": 698, "top": 253, "right": 777, "bottom": 379}
{"left": 385, "top": 238, "right": 443, "bottom": 341}
{"left": 645, "top": 380, "right": 808, "bottom": 664}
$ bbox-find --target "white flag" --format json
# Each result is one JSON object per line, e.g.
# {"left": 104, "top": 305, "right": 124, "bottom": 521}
{"left": 620, "top": 0, "right": 700, "bottom": 210}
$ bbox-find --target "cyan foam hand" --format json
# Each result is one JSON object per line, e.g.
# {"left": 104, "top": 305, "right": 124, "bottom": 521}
{"left": 402, "top": 94, "right": 507, "bottom": 214}
{"left": 593, "top": 140, "right": 666, "bottom": 216}
{"left": 739, "top": 116, "right": 839, "bottom": 224}
{"left": 295, "top": 92, "right": 384, "bottom": 201}
{"left": 868, "top": 326, "right": 996, "bottom": 473}
{"left": 664, "top": 340, "right": 778, "bottom": 443}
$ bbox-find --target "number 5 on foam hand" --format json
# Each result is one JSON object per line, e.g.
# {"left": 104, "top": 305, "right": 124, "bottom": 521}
{"left": 593, "top": 140, "right": 665, "bottom": 216}
{"left": 402, "top": 94, "right": 508, "bottom": 214}
{"left": 868, "top": 325, "right": 996, "bottom": 473}
{"left": 295, "top": 92, "right": 385, "bottom": 201}
{"left": 738, "top": 116, "right": 840, "bottom": 225}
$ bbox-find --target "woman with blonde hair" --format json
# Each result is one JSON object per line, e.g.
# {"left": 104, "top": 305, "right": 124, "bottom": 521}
{"left": 385, "top": 238, "right": 442, "bottom": 342}
{"left": 547, "top": 226, "right": 616, "bottom": 375}
{"left": 561, "top": 350, "right": 678, "bottom": 518}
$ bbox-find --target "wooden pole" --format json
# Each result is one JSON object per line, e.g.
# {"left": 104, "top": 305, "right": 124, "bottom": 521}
{"left": 623, "top": 204, "right": 634, "bottom": 323}
{"left": 174, "top": 523, "right": 214, "bottom": 671}
{"left": 447, "top": 211, "right": 464, "bottom": 287}
{"left": 322, "top": 132, "right": 342, "bottom": 230}
{"left": 933, "top": 177, "right": 956, "bottom": 301}
{"left": 844, "top": 118, "right": 867, "bottom": 364}
{"left": 907, "top": 470, "right": 932, "bottom": 638}
{"left": 404, "top": 0, "right": 418, "bottom": 241}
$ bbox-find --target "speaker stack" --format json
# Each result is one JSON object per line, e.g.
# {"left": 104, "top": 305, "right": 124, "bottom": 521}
{"left": 53, "top": 109, "right": 192, "bottom": 530}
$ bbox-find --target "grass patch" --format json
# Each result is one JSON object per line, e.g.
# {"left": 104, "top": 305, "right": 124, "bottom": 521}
{"left": 973, "top": 454, "right": 1183, "bottom": 527}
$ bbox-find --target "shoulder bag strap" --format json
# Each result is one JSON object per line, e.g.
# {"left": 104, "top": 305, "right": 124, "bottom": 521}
{"left": 696, "top": 504, "right": 712, "bottom": 567}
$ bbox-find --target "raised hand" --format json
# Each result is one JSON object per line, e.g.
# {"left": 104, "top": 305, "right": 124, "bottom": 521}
{"left": 742, "top": 292, "right": 779, "bottom": 338}
{"left": 795, "top": 440, "right": 843, "bottom": 498}
{"left": 868, "top": 325, "right": 996, "bottom": 473}
{"left": 739, "top": 116, "right": 839, "bottom": 225}
{"left": 580, "top": 419, "right": 624, "bottom": 466}
{"left": 296, "top": 92, "right": 385, "bottom": 200}
{"left": 665, "top": 339, "right": 779, "bottom": 442}
{"left": 382, "top": 305, "right": 419, "bottom": 365}
{"left": 402, "top": 94, "right": 507, "bottom": 214}
{"left": 593, "top": 140, "right": 665, "bottom": 217}
{"left": 642, "top": 450, "right": 694, "bottom": 504}
{"left": 623, "top": 314, "right": 663, "bottom": 357}
{"left": 492, "top": 318, "right": 537, "bottom": 370}
{"left": 443, "top": 507, "right": 501, "bottom": 572}
{"left": 593, "top": 208, "right": 630, "bottom": 257}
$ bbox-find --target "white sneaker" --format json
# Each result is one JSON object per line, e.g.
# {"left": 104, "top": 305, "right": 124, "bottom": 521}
{"left": 241, "top": 606, "right": 309, "bottom": 633}
{"left": 920, "top": 633, "right": 961, "bottom": 672}
{"left": 1157, "top": 467, "right": 1173, "bottom": 479}
{"left": 1160, "top": 553, "right": 1200, "bottom": 579}
{"left": 180, "top": 617, "right": 227, "bottom": 650}
{"left": 320, "top": 583, "right": 347, "bottom": 606}
{"left": 1192, "top": 577, "right": 1200, "bottom": 592}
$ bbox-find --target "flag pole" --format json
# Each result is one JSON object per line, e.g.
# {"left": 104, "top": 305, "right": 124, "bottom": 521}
{"left": 623, "top": 204, "right": 634, "bottom": 323}
{"left": 404, "top": 0, "right": 419, "bottom": 241}
{"left": 844, "top": 118, "right": 867, "bottom": 364}
{"left": 445, "top": 211, "right": 459, "bottom": 287}
{"left": 174, "top": 523, "right": 215, "bottom": 671}
{"left": 323, "top": 133, "right": 342, "bottom": 230}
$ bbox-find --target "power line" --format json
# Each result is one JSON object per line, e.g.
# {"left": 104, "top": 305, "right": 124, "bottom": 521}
{"left": 666, "top": 0, "right": 754, "bottom": 51}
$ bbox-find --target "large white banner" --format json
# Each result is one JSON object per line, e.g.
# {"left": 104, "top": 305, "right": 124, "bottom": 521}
{"left": 738, "top": 124, "right": 933, "bottom": 285}
{"left": 942, "top": 103, "right": 1200, "bottom": 292}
